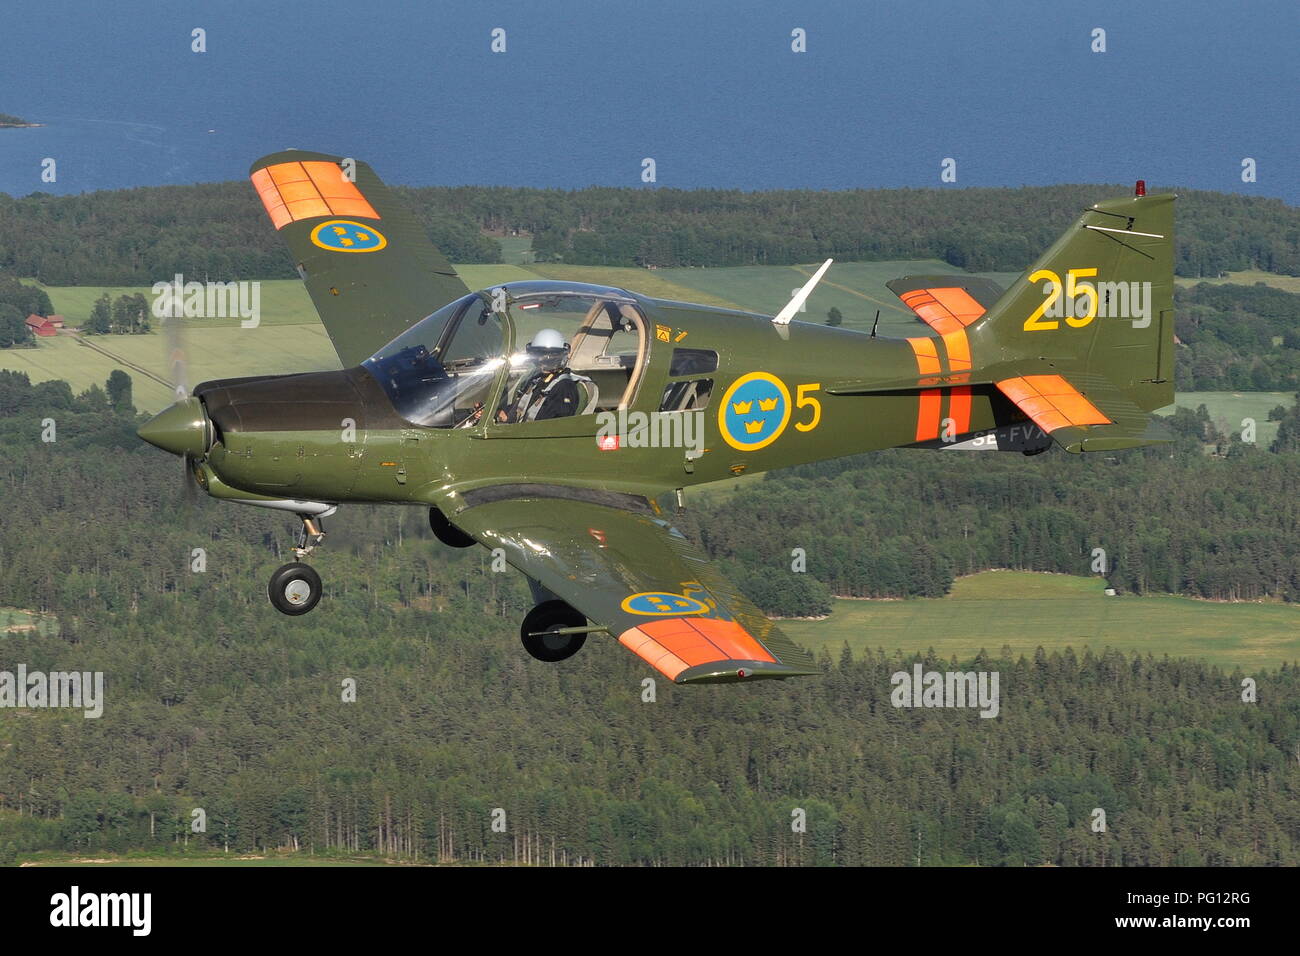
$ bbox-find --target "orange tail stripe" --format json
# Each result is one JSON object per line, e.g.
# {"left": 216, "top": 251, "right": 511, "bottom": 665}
{"left": 948, "top": 386, "right": 972, "bottom": 434}
{"left": 916, "top": 389, "right": 943, "bottom": 441}
{"left": 907, "top": 337, "right": 942, "bottom": 376}
{"left": 941, "top": 329, "right": 972, "bottom": 370}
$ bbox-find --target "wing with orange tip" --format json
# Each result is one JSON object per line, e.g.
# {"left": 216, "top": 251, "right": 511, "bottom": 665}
{"left": 444, "top": 491, "right": 819, "bottom": 684}
{"left": 249, "top": 150, "right": 470, "bottom": 367}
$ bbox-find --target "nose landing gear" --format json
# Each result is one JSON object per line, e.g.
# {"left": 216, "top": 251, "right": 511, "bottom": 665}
{"left": 268, "top": 561, "right": 323, "bottom": 616}
{"left": 268, "top": 510, "right": 333, "bottom": 616}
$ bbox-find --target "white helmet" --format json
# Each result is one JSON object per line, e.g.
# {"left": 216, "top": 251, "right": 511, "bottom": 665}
{"left": 528, "top": 328, "right": 567, "bottom": 351}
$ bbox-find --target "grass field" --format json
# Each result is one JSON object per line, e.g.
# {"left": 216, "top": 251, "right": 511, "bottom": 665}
{"left": 0, "top": 607, "right": 57, "bottom": 637}
{"left": 1174, "top": 269, "right": 1300, "bottom": 293}
{"left": 496, "top": 236, "right": 534, "bottom": 265}
{"left": 781, "top": 570, "right": 1300, "bottom": 671}
{"left": 1157, "top": 390, "right": 1294, "bottom": 446}
{"left": 529, "top": 264, "right": 745, "bottom": 309}
{"left": 0, "top": 327, "right": 340, "bottom": 412}
{"left": 25, "top": 278, "right": 321, "bottom": 328}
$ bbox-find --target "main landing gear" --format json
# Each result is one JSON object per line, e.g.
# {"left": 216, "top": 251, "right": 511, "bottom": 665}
{"left": 268, "top": 511, "right": 330, "bottom": 616}
{"left": 520, "top": 599, "right": 591, "bottom": 662}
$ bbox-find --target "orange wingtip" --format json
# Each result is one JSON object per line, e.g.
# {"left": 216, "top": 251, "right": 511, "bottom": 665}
{"left": 619, "top": 617, "right": 776, "bottom": 681}
{"left": 996, "top": 375, "right": 1110, "bottom": 432}
{"left": 250, "top": 160, "right": 379, "bottom": 230}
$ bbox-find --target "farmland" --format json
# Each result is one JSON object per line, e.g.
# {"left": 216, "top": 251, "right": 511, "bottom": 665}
{"left": 780, "top": 570, "right": 1300, "bottom": 672}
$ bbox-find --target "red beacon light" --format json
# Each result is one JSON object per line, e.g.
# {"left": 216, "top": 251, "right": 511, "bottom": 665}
{"left": 1135, "top": 180, "right": 1146, "bottom": 197}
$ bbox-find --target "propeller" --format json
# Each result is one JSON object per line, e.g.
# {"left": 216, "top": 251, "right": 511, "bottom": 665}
{"left": 163, "top": 316, "right": 199, "bottom": 504}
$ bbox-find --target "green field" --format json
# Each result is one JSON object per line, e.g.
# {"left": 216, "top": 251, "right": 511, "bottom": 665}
{"left": 781, "top": 570, "right": 1300, "bottom": 671}
{"left": 0, "top": 326, "right": 341, "bottom": 412}
{"left": 1157, "top": 390, "right": 1294, "bottom": 447}
{"left": 0, "top": 606, "right": 57, "bottom": 638}
{"left": 529, "top": 264, "right": 745, "bottom": 309}
{"left": 496, "top": 236, "right": 534, "bottom": 265}
{"left": 25, "top": 278, "right": 321, "bottom": 328}
{"left": 1174, "top": 268, "right": 1300, "bottom": 293}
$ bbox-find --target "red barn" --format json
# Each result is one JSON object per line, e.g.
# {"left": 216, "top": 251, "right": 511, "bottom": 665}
{"left": 24, "top": 314, "right": 57, "bottom": 337}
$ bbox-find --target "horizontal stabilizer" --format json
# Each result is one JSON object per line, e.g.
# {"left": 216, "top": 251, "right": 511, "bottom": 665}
{"left": 886, "top": 276, "right": 1005, "bottom": 334}
{"left": 996, "top": 369, "right": 1170, "bottom": 454}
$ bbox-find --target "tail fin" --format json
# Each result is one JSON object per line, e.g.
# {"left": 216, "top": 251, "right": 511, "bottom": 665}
{"left": 966, "top": 187, "right": 1176, "bottom": 452}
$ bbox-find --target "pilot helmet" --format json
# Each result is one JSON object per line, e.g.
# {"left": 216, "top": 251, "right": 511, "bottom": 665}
{"left": 526, "top": 328, "right": 569, "bottom": 369}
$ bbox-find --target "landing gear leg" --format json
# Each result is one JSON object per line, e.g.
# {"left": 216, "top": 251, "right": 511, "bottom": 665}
{"left": 292, "top": 514, "right": 327, "bottom": 559}
{"left": 269, "top": 512, "right": 330, "bottom": 616}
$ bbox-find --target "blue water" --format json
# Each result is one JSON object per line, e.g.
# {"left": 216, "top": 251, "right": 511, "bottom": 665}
{"left": 1, "top": 0, "right": 1296, "bottom": 202}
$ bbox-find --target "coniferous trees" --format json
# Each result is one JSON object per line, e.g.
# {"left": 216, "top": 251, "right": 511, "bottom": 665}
{"left": 0, "top": 371, "right": 1297, "bottom": 866}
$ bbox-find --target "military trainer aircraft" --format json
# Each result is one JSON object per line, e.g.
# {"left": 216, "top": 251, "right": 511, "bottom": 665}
{"left": 138, "top": 151, "right": 1174, "bottom": 684}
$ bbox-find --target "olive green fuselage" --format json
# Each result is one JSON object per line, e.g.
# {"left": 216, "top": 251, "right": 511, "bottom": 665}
{"left": 197, "top": 294, "right": 1011, "bottom": 510}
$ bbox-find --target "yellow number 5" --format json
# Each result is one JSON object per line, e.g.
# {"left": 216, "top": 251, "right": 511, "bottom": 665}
{"left": 795, "top": 383, "right": 822, "bottom": 432}
{"left": 1065, "top": 267, "right": 1098, "bottom": 327}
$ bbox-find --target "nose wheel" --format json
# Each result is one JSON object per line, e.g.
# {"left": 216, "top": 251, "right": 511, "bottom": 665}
{"left": 268, "top": 562, "right": 322, "bottom": 616}
{"left": 269, "top": 511, "right": 331, "bottom": 615}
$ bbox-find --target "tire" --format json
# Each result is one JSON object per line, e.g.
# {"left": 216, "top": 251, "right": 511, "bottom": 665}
{"left": 268, "top": 562, "right": 322, "bottom": 616}
{"left": 520, "top": 600, "right": 588, "bottom": 662}
{"left": 430, "top": 507, "right": 476, "bottom": 548}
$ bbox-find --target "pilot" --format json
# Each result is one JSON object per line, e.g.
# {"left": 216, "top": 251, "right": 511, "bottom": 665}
{"left": 498, "top": 329, "right": 596, "bottom": 422}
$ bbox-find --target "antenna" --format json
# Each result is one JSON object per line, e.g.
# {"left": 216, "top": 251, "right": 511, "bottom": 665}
{"left": 870, "top": 309, "right": 880, "bottom": 338}
{"left": 772, "top": 259, "right": 833, "bottom": 325}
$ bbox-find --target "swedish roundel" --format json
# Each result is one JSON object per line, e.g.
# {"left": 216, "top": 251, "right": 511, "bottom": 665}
{"left": 718, "top": 372, "right": 792, "bottom": 451}
{"left": 620, "top": 592, "right": 711, "bottom": 616}
{"left": 310, "top": 219, "right": 388, "bottom": 253}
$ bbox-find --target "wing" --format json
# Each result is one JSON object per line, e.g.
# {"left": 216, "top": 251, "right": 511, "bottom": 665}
{"left": 886, "top": 276, "right": 1004, "bottom": 334}
{"left": 447, "top": 492, "right": 819, "bottom": 684}
{"left": 249, "top": 150, "right": 471, "bottom": 367}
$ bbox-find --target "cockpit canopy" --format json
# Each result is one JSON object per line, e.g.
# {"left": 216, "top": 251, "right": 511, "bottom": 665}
{"left": 362, "top": 282, "right": 648, "bottom": 428}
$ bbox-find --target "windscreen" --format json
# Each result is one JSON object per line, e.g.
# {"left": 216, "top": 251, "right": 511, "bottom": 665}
{"left": 363, "top": 294, "right": 506, "bottom": 427}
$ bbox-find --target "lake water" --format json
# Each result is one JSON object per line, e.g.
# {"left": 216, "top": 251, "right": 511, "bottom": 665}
{"left": 1, "top": 0, "right": 1296, "bottom": 202}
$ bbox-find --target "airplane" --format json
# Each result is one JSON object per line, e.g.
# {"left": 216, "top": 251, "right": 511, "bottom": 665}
{"left": 137, "top": 150, "right": 1175, "bottom": 685}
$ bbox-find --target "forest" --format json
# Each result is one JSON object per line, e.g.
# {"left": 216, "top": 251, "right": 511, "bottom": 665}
{"left": 0, "top": 370, "right": 1297, "bottom": 865}
{"left": 3, "top": 180, "right": 1299, "bottom": 285}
